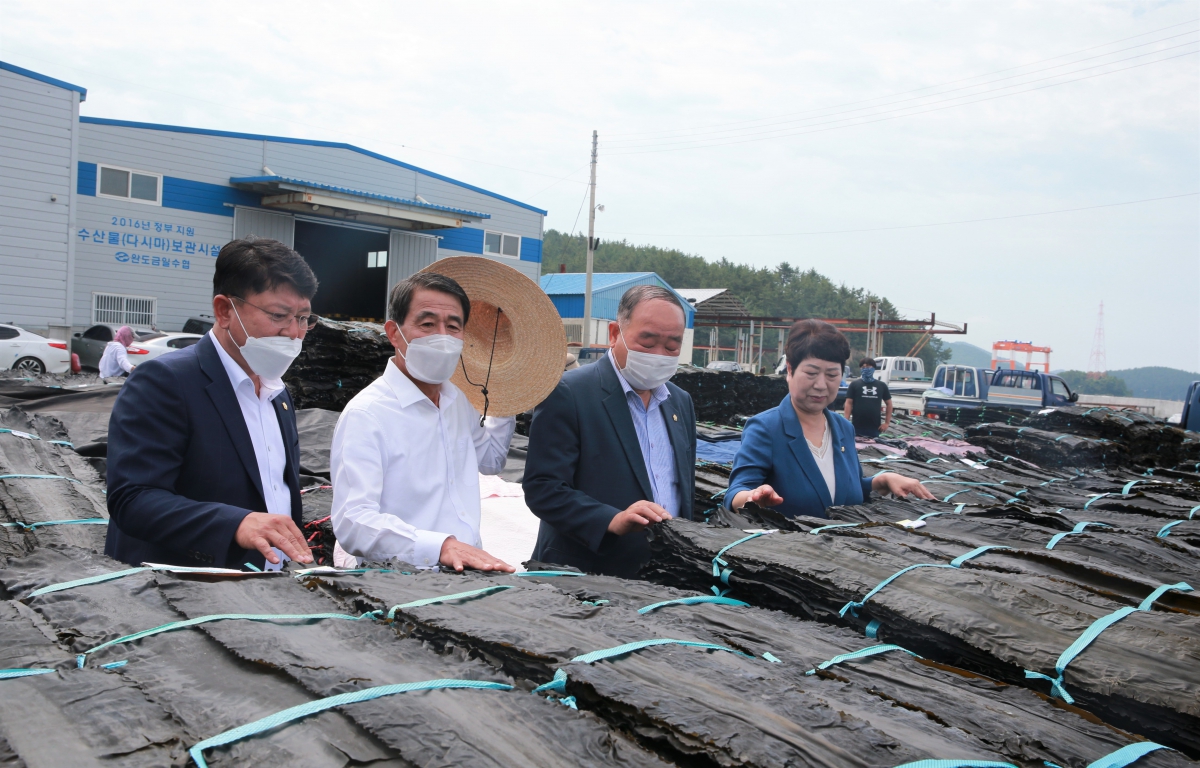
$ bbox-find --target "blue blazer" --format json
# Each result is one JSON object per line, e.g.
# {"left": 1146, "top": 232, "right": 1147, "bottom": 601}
{"left": 105, "top": 334, "right": 302, "bottom": 569}
{"left": 523, "top": 357, "right": 696, "bottom": 578}
{"left": 725, "top": 395, "right": 872, "bottom": 519}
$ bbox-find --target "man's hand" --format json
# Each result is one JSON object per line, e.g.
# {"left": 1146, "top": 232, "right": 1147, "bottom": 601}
{"left": 439, "top": 537, "right": 516, "bottom": 573}
{"left": 881, "top": 421, "right": 892, "bottom": 435}
{"left": 607, "top": 501, "right": 672, "bottom": 536}
{"left": 235, "top": 512, "right": 313, "bottom": 565}
{"left": 738, "top": 484, "right": 784, "bottom": 509}
{"left": 872, "top": 472, "right": 936, "bottom": 500}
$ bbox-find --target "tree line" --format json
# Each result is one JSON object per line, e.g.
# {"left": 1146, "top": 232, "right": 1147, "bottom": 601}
{"left": 541, "top": 230, "right": 950, "bottom": 370}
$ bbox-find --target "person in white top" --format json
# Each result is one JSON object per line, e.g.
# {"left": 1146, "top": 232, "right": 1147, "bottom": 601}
{"left": 99, "top": 326, "right": 136, "bottom": 377}
{"left": 330, "top": 272, "right": 517, "bottom": 572}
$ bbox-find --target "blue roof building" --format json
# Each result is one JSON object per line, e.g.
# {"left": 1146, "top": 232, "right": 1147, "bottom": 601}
{"left": 0, "top": 60, "right": 545, "bottom": 335}
{"left": 540, "top": 272, "right": 695, "bottom": 362}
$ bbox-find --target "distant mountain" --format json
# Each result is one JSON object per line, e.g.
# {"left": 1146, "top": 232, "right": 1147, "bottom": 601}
{"left": 944, "top": 342, "right": 992, "bottom": 368}
{"left": 1109, "top": 367, "right": 1198, "bottom": 401}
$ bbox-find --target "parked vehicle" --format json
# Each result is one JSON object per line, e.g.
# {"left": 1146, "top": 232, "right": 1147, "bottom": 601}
{"left": 1, "top": 324, "right": 72, "bottom": 374}
{"left": 133, "top": 333, "right": 203, "bottom": 362}
{"left": 923, "top": 365, "right": 1076, "bottom": 421}
{"left": 1181, "top": 381, "right": 1200, "bottom": 432}
{"left": 71, "top": 324, "right": 160, "bottom": 371}
{"left": 706, "top": 361, "right": 742, "bottom": 373}
{"left": 182, "top": 316, "right": 214, "bottom": 334}
{"left": 873, "top": 356, "right": 927, "bottom": 384}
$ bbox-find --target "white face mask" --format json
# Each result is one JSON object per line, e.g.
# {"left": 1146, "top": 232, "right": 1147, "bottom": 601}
{"left": 232, "top": 304, "right": 302, "bottom": 382}
{"left": 618, "top": 328, "right": 679, "bottom": 391}
{"left": 398, "top": 329, "right": 463, "bottom": 385}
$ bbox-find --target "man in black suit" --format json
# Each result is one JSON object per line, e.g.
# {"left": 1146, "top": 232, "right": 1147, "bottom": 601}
{"left": 524, "top": 285, "right": 696, "bottom": 577}
{"left": 105, "top": 237, "right": 316, "bottom": 570}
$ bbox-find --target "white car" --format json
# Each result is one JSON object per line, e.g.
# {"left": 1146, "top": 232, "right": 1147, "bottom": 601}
{"left": 131, "top": 332, "right": 203, "bottom": 363}
{"left": 0, "top": 324, "right": 72, "bottom": 374}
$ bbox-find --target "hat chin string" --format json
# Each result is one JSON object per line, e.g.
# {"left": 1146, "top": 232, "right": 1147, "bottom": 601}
{"left": 460, "top": 307, "right": 502, "bottom": 426}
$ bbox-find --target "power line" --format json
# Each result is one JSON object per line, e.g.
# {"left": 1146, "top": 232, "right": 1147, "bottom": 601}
{"left": 604, "top": 49, "right": 1199, "bottom": 155}
{"left": 604, "top": 18, "right": 1200, "bottom": 139}
{"left": 595, "top": 192, "right": 1198, "bottom": 238}
{"left": 602, "top": 29, "right": 1199, "bottom": 147}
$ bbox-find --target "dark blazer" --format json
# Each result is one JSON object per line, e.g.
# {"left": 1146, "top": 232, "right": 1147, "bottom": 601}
{"left": 725, "top": 395, "right": 872, "bottom": 519}
{"left": 105, "top": 334, "right": 303, "bottom": 569}
{"left": 523, "top": 356, "right": 696, "bottom": 578}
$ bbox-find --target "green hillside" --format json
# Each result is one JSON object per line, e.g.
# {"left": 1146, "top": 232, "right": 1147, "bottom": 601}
{"left": 944, "top": 342, "right": 992, "bottom": 368}
{"left": 1058, "top": 371, "right": 1132, "bottom": 397}
{"left": 1110, "top": 367, "right": 1198, "bottom": 400}
{"left": 541, "top": 230, "right": 951, "bottom": 368}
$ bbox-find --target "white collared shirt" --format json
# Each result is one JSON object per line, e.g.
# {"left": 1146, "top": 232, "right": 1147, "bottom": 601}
{"left": 208, "top": 331, "right": 292, "bottom": 570}
{"left": 607, "top": 350, "right": 681, "bottom": 517}
{"left": 329, "top": 358, "right": 515, "bottom": 567}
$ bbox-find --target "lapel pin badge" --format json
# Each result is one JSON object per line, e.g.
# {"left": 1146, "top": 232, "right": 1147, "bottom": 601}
{"left": 673, "top": 414, "right": 678, "bottom": 422}
{"left": 282, "top": 402, "right": 289, "bottom": 410}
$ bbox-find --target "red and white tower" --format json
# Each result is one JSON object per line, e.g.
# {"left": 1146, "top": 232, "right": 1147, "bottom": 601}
{"left": 1087, "top": 301, "right": 1106, "bottom": 379}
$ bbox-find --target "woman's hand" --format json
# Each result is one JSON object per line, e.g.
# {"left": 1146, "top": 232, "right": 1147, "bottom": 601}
{"left": 733, "top": 485, "right": 785, "bottom": 510}
{"left": 872, "top": 472, "right": 936, "bottom": 500}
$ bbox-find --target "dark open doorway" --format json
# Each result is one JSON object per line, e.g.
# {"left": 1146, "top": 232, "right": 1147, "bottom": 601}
{"left": 293, "top": 220, "right": 389, "bottom": 322}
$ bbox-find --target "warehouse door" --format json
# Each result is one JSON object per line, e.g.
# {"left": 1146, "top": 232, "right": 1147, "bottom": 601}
{"left": 385, "top": 231, "right": 439, "bottom": 318}
{"left": 293, "top": 219, "right": 389, "bottom": 322}
{"left": 233, "top": 207, "right": 294, "bottom": 247}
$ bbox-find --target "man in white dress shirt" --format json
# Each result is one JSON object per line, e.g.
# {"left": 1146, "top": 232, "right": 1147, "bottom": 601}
{"left": 330, "top": 272, "right": 517, "bottom": 572}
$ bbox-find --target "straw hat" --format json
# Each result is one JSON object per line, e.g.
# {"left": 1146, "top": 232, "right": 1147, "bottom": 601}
{"left": 420, "top": 256, "right": 566, "bottom": 417}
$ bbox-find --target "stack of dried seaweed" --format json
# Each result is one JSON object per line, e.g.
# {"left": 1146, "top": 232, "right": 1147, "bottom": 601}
{"left": 669, "top": 367, "right": 788, "bottom": 425}
{"left": 965, "top": 423, "right": 1130, "bottom": 468}
{"left": 1019, "top": 406, "right": 1196, "bottom": 467}
{"left": 284, "top": 319, "right": 393, "bottom": 410}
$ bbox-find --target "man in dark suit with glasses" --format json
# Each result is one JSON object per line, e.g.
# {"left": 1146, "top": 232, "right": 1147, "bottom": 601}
{"left": 106, "top": 236, "right": 318, "bottom": 570}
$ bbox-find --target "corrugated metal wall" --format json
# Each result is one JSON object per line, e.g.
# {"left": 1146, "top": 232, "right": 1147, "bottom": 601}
{"left": 0, "top": 69, "right": 75, "bottom": 329}
{"left": 234, "top": 207, "right": 294, "bottom": 246}
{"left": 385, "top": 230, "right": 439, "bottom": 316}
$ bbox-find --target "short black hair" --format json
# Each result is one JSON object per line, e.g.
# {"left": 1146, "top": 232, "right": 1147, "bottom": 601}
{"left": 860, "top": 357, "right": 876, "bottom": 367}
{"left": 213, "top": 237, "right": 318, "bottom": 299}
{"left": 388, "top": 272, "right": 471, "bottom": 326}
{"left": 785, "top": 319, "right": 851, "bottom": 370}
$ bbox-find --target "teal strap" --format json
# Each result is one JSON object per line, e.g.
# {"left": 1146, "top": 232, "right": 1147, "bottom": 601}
{"left": 1191, "top": 505, "right": 1200, "bottom": 519}
{"left": 1046, "top": 522, "right": 1111, "bottom": 550}
{"left": 0, "top": 668, "right": 56, "bottom": 679}
{"left": 942, "top": 489, "right": 973, "bottom": 502}
{"left": 1157, "top": 521, "right": 1185, "bottom": 538}
{"left": 1083, "top": 494, "right": 1110, "bottom": 509}
{"left": 1039, "top": 478, "right": 1062, "bottom": 486}
{"left": 865, "top": 619, "right": 882, "bottom": 638}
{"left": 808, "top": 523, "right": 861, "bottom": 535}
{"left": 26, "top": 567, "right": 151, "bottom": 598}
{"left": 1, "top": 518, "right": 105, "bottom": 531}
{"left": 386, "top": 585, "right": 513, "bottom": 619}
{"left": 243, "top": 562, "right": 262, "bottom": 572}
{"left": 515, "top": 570, "right": 584, "bottom": 577}
{"left": 841, "top": 546, "right": 1007, "bottom": 618}
{"left": 1024, "top": 581, "right": 1193, "bottom": 703}
{"left": 532, "top": 639, "right": 754, "bottom": 695}
{"left": 0, "top": 429, "right": 39, "bottom": 440}
{"left": 189, "top": 679, "right": 512, "bottom": 768}
{"left": 1121, "top": 480, "right": 1143, "bottom": 495}
{"left": 79, "top": 611, "right": 379, "bottom": 667}
{"left": 893, "top": 762, "right": 1016, "bottom": 768}
{"left": 919, "top": 503, "right": 966, "bottom": 521}
{"left": 0, "top": 474, "right": 82, "bottom": 485}
{"left": 805, "top": 643, "right": 920, "bottom": 675}
{"left": 1084, "top": 742, "right": 1169, "bottom": 768}
{"left": 638, "top": 595, "right": 749, "bottom": 614}
{"left": 712, "top": 532, "right": 770, "bottom": 585}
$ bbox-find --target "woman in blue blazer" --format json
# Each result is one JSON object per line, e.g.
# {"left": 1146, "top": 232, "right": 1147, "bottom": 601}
{"left": 726, "top": 320, "right": 932, "bottom": 518}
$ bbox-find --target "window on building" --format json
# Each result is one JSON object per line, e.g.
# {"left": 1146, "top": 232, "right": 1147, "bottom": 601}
{"left": 483, "top": 231, "right": 521, "bottom": 258}
{"left": 93, "top": 293, "right": 157, "bottom": 328}
{"left": 367, "top": 251, "right": 388, "bottom": 268}
{"left": 97, "top": 165, "right": 162, "bottom": 205}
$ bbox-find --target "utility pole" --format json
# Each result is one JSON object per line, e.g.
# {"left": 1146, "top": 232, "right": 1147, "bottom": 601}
{"left": 582, "top": 130, "right": 599, "bottom": 348}
{"left": 1087, "top": 301, "right": 1107, "bottom": 379}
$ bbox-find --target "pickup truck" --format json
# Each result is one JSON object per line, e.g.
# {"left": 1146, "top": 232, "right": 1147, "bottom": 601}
{"left": 922, "top": 365, "right": 1077, "bottom": 422}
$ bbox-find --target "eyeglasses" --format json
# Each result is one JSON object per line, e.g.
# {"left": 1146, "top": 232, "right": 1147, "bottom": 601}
{"left": 231, "top": 296, "right": 320, "bottom": 330}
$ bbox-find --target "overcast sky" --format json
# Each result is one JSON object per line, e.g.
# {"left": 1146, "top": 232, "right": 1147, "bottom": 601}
{"left": 3, "top": 1, "right": 1196, "bottom": 371}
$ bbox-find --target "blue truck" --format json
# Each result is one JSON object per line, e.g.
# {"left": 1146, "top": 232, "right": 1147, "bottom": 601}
{"left": 922, "top": 365, "right": 1077, "bottom": 422}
